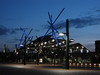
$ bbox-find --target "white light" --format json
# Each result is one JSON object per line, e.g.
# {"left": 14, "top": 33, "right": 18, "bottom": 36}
{"left": 52, "top": 39, "right": 55, "bottom": 42}
{"left": 56, "top": 44, "right": 58, "bottom": 46}
{"left": 82, "top": 46, "right": 84, "bottom": 48}
{"left": 16, "top": 52, "right": 18, "bottom": 55}
{"left": 20, "top": 44, "right": 23, "bottom": 47}
{"left": 86, "top": 50, "right": 89, "bottom": 53}
{"left": 51, "top": 45, "right": 54, "bottom": 47}
{"left": 26, "top": 50, "right": 28, "bottom": 53}
{"left": 59, "top": 32, "right": 64, "bottom": 36}
{"left": 59, "top": 43, "right": 61, "bottom": 45}
{"left": 27, "top": 47, "right": 30, "bottom": 50}
{"left": 80, "top": 49, "right": 83, "bottom": 53}
{"left": 94, "top": 64, "right": 96, "bottom": 66}
{"left": 3, "top": 49, "right": 5, "bottom": 53}
{"left": 43, "top": 46, "right": 46, "bottom": 47}
{"left": 44, "top": 42, "right": 47, "bottom": 44}
{"left": 41, "top": 43, "right": 43, "bottom": 45}
{"left": 70, "top": 49, "right": 72, "bottom": 53}
{"left": 62, "top": 41, "right": 65, "bottom": 44}
{"left": 76, "top": 46, "right": 79, "bottom": 49}
{"left": 51, "top": 52, "right": 54, "bottom": 54}
{"left": 70, "top": 39, "right": 74, "bottom": 42}
{"left": 89, "top": 64, "right": 91, "bottom": 66}
{"left": 15, "top": 49, "right": 17, "bottom": 53}
{"left": 31, "top": 42, "right": 33, "bottom": 44}
{"left": 39, "top": 59, "right": 43, "bottom": 63}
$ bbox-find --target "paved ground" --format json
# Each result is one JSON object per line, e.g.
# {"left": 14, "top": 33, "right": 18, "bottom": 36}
{"left": 0, "top": 64, "right": 100, "bottom": 75}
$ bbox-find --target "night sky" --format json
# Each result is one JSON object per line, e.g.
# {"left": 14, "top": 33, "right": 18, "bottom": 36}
{"left": 0, "top": 0, "right": 100, "bottom": 52}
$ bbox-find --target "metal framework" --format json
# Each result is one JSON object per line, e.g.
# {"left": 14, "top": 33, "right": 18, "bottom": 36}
{"left": 41, "top": 8, "right": 65, "bottom": 46}
{"left": 18, "top": 28, "right": 33, "bottom": 48}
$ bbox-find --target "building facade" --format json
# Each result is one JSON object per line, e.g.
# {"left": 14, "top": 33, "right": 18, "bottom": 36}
{"left": 95, "top": 40, "right": 100, "bottom": 53}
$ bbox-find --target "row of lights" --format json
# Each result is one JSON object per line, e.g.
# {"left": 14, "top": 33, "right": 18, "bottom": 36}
{"left": 30, "top": 39, "right": 66, "bottom": 48}
{"left": 69, "top": 46, "right": 89, "bottom": 53}
{"left": 70, "top": 63, "right": 100, "bottom": 67}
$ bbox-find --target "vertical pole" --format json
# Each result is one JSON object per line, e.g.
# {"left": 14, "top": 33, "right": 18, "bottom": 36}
{"left": 54, "top": 51, "right": 56, "bottom": 66}
{"left": 15, "top": 44, "right": 18, "bottom": 63}
{"left": 23, "top": 36, "right": 26, "bottom": 65}
{"left": 66, "top": 19, "right": 69, "bottom": 69}
{"left": 37, "top": 51, "right": 39, "bottom": 65}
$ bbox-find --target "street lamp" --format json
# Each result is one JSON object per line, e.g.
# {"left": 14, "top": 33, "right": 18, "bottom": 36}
{"left": 59, "top": 32, "right": 65, "bottom": 36}
{"left": 59, "top": 19, "right": 70, "bottom": 69}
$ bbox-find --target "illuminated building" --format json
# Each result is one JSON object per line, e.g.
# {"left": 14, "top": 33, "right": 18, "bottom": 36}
{"left": 23, "top": 35, "right": 91, "bottom": 64}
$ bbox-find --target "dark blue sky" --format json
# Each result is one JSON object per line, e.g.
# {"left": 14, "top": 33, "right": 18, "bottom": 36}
{"left": 0, "top": 0, "right": 100, "bottom": 51}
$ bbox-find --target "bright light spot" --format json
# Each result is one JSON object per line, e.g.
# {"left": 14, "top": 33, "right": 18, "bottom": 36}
{"left": 51, "top": 45, "right": 54, "bottom": 47}
{"left": 69, "top": 49, "right": 72, "bottom": 53}
{"left": 51, "top": 52, "right": 54, "bottom": 54}
{"left": 41, "top": 43, "right": 43, "bottom": 45}
{"left": 94, "top": 64, "right": 96, "bottom": 66}
{"left": 76, "top": 46, "right": 79, "bottom": 49}
{"left": 9, "top": 65, "right": 28, "bottom": 68}
{"left": 62, "top": 41, "right": 65, "bottom": 44}
{"left": 52, "top": 39, "right": 55, "bottom": 42}
{"left": 59, "top": 43, "right": 61, "bottom": 45}
{"left": 80, "top": 49, "right": 83, "bottom": 53}
{"left": 89, "top": 64, "right": 91, "bottom": 66}
{"left": 70, "top": 39, "right": 74, "bottom": 42}
{"left": 56, "top": 44, "right": 58, "bottom": 46}
{"left": 27, "top": 47, "right": 30, "bottom": 50}
{"left": 39, "top": 59, "right": 43, "bottom": 63}
{"left": 20, "top": 44, "right": 23, "bottom": 47}
{"left": 3, "top": 49, "right": 6, "bottom": 53}
{"left": 59, "top": 32, "right": 64, "bottom": 36}
{"left": 86, "top": 50, "right": 89, "bottom": 53}
{"left": 26, "top": 50, "right": 28, "bottom": 53}
{"left": 31, "top": 42, "right": 33, "bottom": 44}
{"left": 15, "top": 49, "right": 17, "bottom": 53}
{"left": 82, "top": 46, "right": 84, "bottom": 48}
{"left": 44, "top": 42, "right": 47, "bottom": 44}
{"left": 43, "top": 46, "right": 46, "bottom": 47}
{"left": 16, "top": 52, "right": 18, "bottom": 55}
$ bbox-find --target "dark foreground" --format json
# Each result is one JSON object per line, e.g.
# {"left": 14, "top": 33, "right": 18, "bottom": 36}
{"left": 0, "top": 64, "right": 100, "bottom": 75}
